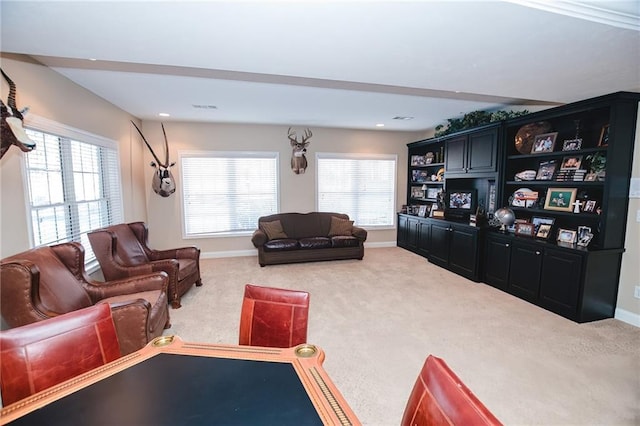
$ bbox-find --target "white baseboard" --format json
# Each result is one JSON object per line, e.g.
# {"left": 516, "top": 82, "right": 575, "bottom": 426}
{"left": 614, "top": 308, "right": 640, "bottom": 327}
{"left": 201, "top": 249, "right": 257, "bottom": 259}
{"left": 364, "top": 241, "right": 397, "bottom": 248}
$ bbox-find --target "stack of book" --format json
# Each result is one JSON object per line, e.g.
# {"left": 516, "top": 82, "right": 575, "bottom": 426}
{"left": 555, "top": 169, "right": 587, "bottom": 181}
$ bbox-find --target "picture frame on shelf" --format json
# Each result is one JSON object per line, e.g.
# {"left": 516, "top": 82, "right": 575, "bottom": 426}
{"left": 426, "top": 187, "right": 440, "bottom": 200}
{"left": 599, "top": 124, "right": 610, "bottom": 147}
{"left": 515, "top": 222, "right": 535, "bottom": 237}
{"left": 418, "top": 205, "right": 428, "bottom": 218}
{"left": 511, "top": 188, "right": 538, "bottom": 208}
{"left": 531, "top": 132, "right": 558, "bottom": 153}
{"left": 536, "top": 160, "right": 557, "bottom": 180}
{"left": 560, "top": 155, "right": 583, "bottom": 170}
{"left": 577, "top": 226, "right": 594, "bottom": 247}
{"left": 411, "top": 187, "right": 424, "bottom": 199}
{"left": 536, "top": 223, "right": 553, "bottom": 239}
{"left": 557, "top": 228, "right": 577, "bottom": 244}
{"left": 411, "top": 155, "right": 426, "bottom": 166}
{"left": 544, "top": 188, "right": 577, "bottom": 212}
{"left": 562, "top": 139, "right": 582, "bottom": 151}
{"left": 532, "top": 216, "right": 555, "bottom": 230}
{"left": 424, "top": 152, "right": 435, "bottom": 164}
{"left": 583, "top": 200, "right": 597, "bottom": 213}
{"left": 411, "top": 169, "right": 429, "bottom": 183}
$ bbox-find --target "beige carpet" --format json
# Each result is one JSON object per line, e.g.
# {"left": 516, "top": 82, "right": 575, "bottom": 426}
{"left": 165, "top": 247, "right": 640, "bottom": 425}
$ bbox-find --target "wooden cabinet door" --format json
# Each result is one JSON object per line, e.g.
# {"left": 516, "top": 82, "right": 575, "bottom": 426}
{"left": 417, "top": 220, "right": 431, "bottom": 256}
{"left": 539, "top": 249, "right": 583, "bottom": 319}
{"left": 508, "top": 242, "right": 542, "bottom": 302}
{"left": 484, "top": 234, "right": 511, "bottom": 291}
{"left": 444, "top": 136, "right": 467, "bottom": 174}
{"left": 467, "top": 128, "right": 497, "bottom": 174}
{"left": 429, "top": 222, "right": 451, "bottom": 268}
{"left": 448, "top": 225, "right": 479, "bottom": 280}
{"left": 406, "top": 217, "right": 420, "bottom": 251}
{"left": 397, "top": 215, "right": 409, "bottom": 248}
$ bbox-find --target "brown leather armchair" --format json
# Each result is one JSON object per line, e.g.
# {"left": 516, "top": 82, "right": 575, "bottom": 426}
{"left": 401, "top": 355, "right": 502, "bottom": 425}
{"left": 0, "top": 242, "right": 170, "bottom": 356}
{"left": 0, "top": 304, "right": 121, "bottom": 406}
{"left": 88, "top": 222, "right": 201, "bottom": 309}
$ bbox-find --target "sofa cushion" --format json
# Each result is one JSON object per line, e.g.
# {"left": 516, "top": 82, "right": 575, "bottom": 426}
{"left": 264, "top": 239, "right": 300, "bottom": 252}
{"left": 299, "top": 237, "right": 332, "bottom": 249}
{"left": 260, "top": 220, "right": 288, "bottom": 240}
{"left": 328, "top": 216, "right": 354, "bottom": 237}
{"left": 331, "top": 236, "right": 360, "bottom": 248}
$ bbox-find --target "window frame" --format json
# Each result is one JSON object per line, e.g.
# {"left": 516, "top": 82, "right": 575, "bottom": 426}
{"left": 315, "top": 152, "right": 398, "bottom": 230}
{"left": 22, "top": 115, "right": 124, "bottom": 268}
{"left": 179, "top": 150, "right": 280, "bottom": 239}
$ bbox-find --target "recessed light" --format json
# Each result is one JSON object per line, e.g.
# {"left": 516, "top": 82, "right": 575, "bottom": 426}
{"left": 158, "top": 112, "right": 170, "bottom": 117}
{"left": 392, "top": 116, "right": 414, "bottom": 120}
{"left": 376, "top": 123, "right": 385, "bottom": 127}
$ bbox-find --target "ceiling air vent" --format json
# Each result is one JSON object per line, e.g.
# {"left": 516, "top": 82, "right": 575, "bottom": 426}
{"left": 192, "top": 104, "right": 218, "bottom": 110}
{"left": 393, "top": 116, "right": 414, "bottom": 120}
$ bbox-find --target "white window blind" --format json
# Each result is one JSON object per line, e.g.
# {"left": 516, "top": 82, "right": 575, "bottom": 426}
{"left": 317, "top": 153, "right": 397, "bottom": 227}
{"left": 181, "top": 152, "right": 279, "bottom": 237}
{"left": 24, "top": 123, "right": 123, "bottom": 264}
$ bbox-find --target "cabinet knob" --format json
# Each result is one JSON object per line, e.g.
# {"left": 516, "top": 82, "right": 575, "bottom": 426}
{"left": 505, "top": 243, "right": 510, "bottom": 247}
{"left": 535, "top": 251, "right": 541, "bottom": 255}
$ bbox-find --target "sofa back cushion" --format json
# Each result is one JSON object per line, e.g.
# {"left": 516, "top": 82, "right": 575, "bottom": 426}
{"left": 109, "top": 224, "right": 149, "bottom": 266}
{"left": 258, "top": 212, "right": 350, "bottom": 239}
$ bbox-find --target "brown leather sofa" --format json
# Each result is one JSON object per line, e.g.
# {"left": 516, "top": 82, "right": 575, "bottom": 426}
{"left": 88, "top": 221, "right": 202, "bottom": 309}
{"left": 0, "top": 242, "right": 170, "bottom": 355}
{"left": 251, "top": 212, "right": 367, "bottom": 266}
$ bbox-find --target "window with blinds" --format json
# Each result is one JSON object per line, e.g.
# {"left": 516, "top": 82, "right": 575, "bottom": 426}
{"left": 24, "top": 124, "right": 123, "bottom": 264}
{"left": 316, "top": 153, "right": 397, "bottom": 227}
{"left": 181, "top": 152, "right": 279, "bottom": 237}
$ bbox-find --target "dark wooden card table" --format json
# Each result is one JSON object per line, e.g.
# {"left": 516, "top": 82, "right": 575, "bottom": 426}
{"left": 0, "top": 336, "right": 360, "bottom": 425}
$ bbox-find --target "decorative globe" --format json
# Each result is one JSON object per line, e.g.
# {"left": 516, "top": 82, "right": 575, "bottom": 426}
{"left": 495, "top": 207, "right": 515, "bottom": 232}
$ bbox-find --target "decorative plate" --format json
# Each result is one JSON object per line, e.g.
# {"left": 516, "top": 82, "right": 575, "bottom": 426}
{"left": 515, "top": 121, "right": 552, "bottom": 154}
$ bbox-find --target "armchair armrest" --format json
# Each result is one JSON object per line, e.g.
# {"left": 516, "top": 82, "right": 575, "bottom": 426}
{"left": 84, "top": 272, "right": 169, "bottom": 302}
{"left": 251, "top": 229, "right": 268, "bottom": 247}
{"left": 352, "top": 226, "right": 368, "bottom": 241}
{"left": 147, "top": 246, "right": 200, "bottom": 261}
{"left": 0, "top": 260, "right": 54, "bottom": 326}
{"left": 103, "top": 300, "right": 153, "bottom": 355}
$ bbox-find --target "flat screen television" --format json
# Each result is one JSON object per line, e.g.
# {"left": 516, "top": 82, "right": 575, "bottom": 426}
{"left": 445, "top": 189, "right": 477, "bottom": 220}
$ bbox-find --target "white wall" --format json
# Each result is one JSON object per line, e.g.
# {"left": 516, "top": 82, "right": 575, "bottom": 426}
{"left": 0, "top": 53, "right": 147, "bottom": 258}
{"left": 138, "top": 120, "right": 424, "bottom": 255}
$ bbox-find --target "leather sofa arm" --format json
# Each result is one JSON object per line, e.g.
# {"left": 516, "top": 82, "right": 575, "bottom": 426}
{"left": 352, "top": 226, "right": 368, "bottom": 241}
{"left": 147, "top": 246, "right": 200, "bottom": 261}
{"left": 251, "top": 229, "right": 268, "bottom": 247}
{"left": 84, "top": 272, "right": 169, "bottom": 302}
{"left": 0, "top": 261, "right": 54, "bottom": 326}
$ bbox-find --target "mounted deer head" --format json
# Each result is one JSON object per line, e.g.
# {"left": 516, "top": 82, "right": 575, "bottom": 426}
{"left": 1, "top": 68, "right": 36, "bottom": 160}
{"left": 288, "top": 127, "right": 312, "bottom": 174}
{"left": 131, "top": 121, "right": 176, "bottom": 197}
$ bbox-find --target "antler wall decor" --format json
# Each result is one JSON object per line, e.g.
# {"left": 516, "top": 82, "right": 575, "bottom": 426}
{"left": 1, "top": 68, "right": 36, "bottom": 160}
{"left": 288, "top": 127, "right": 312, "bottom": 174}
{"left": 131, "top": 121, "right": 176, "bottom": 197}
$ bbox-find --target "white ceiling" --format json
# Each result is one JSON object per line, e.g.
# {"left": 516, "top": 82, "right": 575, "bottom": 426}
{"left": 1, "top": 1, "right": 639, "bottom": 132}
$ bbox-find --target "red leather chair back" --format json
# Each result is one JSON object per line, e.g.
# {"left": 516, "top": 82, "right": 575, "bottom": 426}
{"left": 401, "top": 355, "right": 502, "bottom": 426}
{"left": 0, "top": 304, "right": 121, "bottom": 406}
{"left": 239, "top": 284, "right": 309, "bottom": 348}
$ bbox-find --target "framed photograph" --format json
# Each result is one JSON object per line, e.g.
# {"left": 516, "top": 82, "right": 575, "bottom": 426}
{"left": 411, "top": 187, "right": 424, "bottom": 199}
{"left": 532, "top": 216, "right": 555, "bottom": 229}
{"left": 577, "top": 226, "right": 594, "bottom": 247}
{"left": 411, "top": 155, "right": 426, "bottom": 166}
{"left": 536, "top": 223, "right": 553, "bottom": 239}
{"left": 418, "top": 205, "right": 428, "bottom": 217}
{"left": 531, "top": 132, "right": 558, "bottom": 153}
{"left": 426, "top": 187, "right": 440, "bottom": 200}
{"left": 562, "top": 139, "right": 582, "bottom": 151}
{"left": 536, "top": 160, "right": 557, "bottom": 180}
{"left": 557, "top": 228, "right": 577, "bottom": 244}
{"left": 544, "top": 188, "right": 577, "bottom": 212}
{"left": 411, "top": 169, "right": 429, "bottom": 183}
{"left": 599, "top": 124, "right": 610, "bottom": 147}
{"left": 560, "top": 155, "right": 583, "bottom": 170}
{"left": 583, "top": 200, "right": 597, "bottom": 213}
{"left": 515, "top": 222, "right": 535, "bottom": 237}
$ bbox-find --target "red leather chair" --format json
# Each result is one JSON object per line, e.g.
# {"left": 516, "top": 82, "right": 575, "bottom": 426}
{"left": 0, "top": 242, "right": 170, "bottom": 356}
{"left": 88, "top": 221, "right": 202, "bottom": 309}
{"left": 0, "top": 304, "right": 121, "bottom": 406}
{"left": 239, "top": 284, "right": 309, "bottom": 348}
{"left": 401, "top": 355, "right": 502, "bottom": 426}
